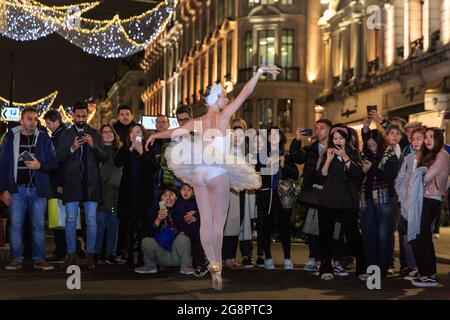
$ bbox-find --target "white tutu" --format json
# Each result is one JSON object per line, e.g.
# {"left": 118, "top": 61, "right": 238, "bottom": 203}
{"left": 165, "top": 134, "right": 262, "bottom": 192}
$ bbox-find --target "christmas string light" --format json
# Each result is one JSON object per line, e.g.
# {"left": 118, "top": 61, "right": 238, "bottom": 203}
{"left": 1, "top": 0, "right": 177, "bottom": 58}
{"left": 0, "top": 91, "right": 58, "bottom": 121}
{"left": 56, "top": 0, "right": 176, "bottom": 58}
{"left": 0, "top": 0, "right": 100, "bottom": 41}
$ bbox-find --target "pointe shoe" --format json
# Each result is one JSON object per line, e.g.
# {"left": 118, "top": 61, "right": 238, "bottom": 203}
{"left": 208, "top": 262, "right": 223, "bottom": 291}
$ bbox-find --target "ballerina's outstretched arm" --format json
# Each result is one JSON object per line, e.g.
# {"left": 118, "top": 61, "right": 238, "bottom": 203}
{"left": 221, "top": 66, "right": 281, "bottom": 119}
{"left": 145, "top": 119, "right": 195, "bottom": 151}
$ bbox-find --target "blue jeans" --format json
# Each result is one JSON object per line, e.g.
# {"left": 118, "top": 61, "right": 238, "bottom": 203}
{"left": 9, "top": 187, "right": 47, "bottom": 262}
{"left": 95, "top": 212, "right": 119, "bottom": 256}
{"left": 65, "top": 201, "right": 97, "bottom": 254}
{"left": 362, "top": 199, "right": 395, "bottom": 273}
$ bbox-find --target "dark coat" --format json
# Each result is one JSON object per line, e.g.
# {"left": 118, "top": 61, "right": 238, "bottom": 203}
{"left": 115, "top": 146, "right": 155, "bottom": 222}
{"left": 172, "top": 197, "right": 200, "bottom": 240}
{"left": 317, "top": 147, "right": 363, "bottom": 210}
{"left": 98, "top": 145, "right": 122, "bottom": 213}
{"left": 113, "top": 120, "right": 136, "bottom": 147}
{"left": 56, "top": 125, "right": 108, "bottom": 204}
{"left": 141, "top": 204, "right": 177, "bottom": 239}
{"left": 290, "top": 139, "right": 322, "bottom": 192}
{"left": 48, "top": 124, "right": 67, "bottom": 198}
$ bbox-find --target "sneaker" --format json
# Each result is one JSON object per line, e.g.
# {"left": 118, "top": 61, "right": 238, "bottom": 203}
{"left": 106, "top": 255, "right": 117, "bottom": 265}
{"left": 412, "top": 276, "right": 438, "bottom": 287}
{"left": 433, "top": 233, "right": 440, "bottom": 239}
{"left": 358, "top": 273, "right": 370, "bottom": 281}
{"left": 333, "top": 264, "right": 349, "bottom": 277}
{"left": 386, "top": 268, "right": 395, "bottom": 276}
{"left": 255, "top": 256, "right": 265, "bottom": 268}
{"left": 404, "top": 269, "right": 420, "bottom": 281}
{"left": 115, "top": 255, "right": 127, "bottom": 264}
{"left": 180, "top": 266, "right": 195, "bottom": 275}
{"left": 303, "top": 258, "right": 316, "bottom": 271}
{"left": 5, "top": 260, "right": 22, "bottom": 271}
{"left": 284, "top": 259, "right": 294, "bottom": 270}
{"left": 311, "top": 265, "right": 320, "bottom": 276}
{"left": 62, "top": 253, "right": 77, "bottom": 270}
{"left": 33, "top": 261, "right": 55, "bottom": 271}
{"left": 321, "top": 273, "right": 334, "bottom": 280}
{"left": 46, "top": 255, "right": 65, "bottom": 264}
{"left": 193, "top": 265, "right": 209, "bottom": 277}
{"left": 264, "top": 258, "right": 275, "bottom": 270}
{"left": 134, "top": 265, "right": 158, "bottom": 274}
{"left": 241, "top": 256, "right": 254, "bottom": 268}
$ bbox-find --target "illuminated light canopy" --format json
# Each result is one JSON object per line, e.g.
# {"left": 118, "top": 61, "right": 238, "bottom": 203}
{"left": 0, "top": 0, "right": 177, "bottom": 58}
{"left": 0, "top": 0, "right": 100, "bottom": 41}
{"left": 57, "top": 0, "right": 176, "bottom": 58}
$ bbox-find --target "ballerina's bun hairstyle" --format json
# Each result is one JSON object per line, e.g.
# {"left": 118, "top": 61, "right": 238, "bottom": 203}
{"left": 205, "top": 84, "right": 223, "bottom": 107}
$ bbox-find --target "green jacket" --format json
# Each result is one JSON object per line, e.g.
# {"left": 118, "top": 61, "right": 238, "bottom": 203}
{"left": 98, "top": 145, "right": 122, "bottom": 213}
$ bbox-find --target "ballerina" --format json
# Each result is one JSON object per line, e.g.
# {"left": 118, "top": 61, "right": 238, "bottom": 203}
{"left": 146, "top": 65, "right": 281, "bottom": 290}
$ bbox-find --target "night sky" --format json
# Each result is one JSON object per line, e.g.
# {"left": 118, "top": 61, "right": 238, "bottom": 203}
{"left": 0, "top": 0, "right": 156, "bottom": 107}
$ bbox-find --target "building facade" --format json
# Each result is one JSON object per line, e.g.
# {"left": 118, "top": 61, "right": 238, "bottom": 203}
{"left": 141, "top": 0, "right": 325, "bottom": 134}
{"left": 316, "top": 0, "right": 450, "bottom": 136}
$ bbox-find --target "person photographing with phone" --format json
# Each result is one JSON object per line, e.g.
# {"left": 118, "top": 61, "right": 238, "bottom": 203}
{"left": 114, "top": 124, "right": 154, "bottom": 268}
{"left": 0, "top": 107, "right": 57, "bottom": 271}
{"left": 57, "top": 102, "right": 108, "bottom": 270}
{"left": 316, "top": 124, "right": 368, "bottom": 281}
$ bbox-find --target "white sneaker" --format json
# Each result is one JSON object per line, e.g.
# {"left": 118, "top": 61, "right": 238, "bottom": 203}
{"left": 404, "top": 269, "right": 420, "bottom": 281}
{"left": 264, "top": 259, "right": 275, "bottom": 270}
{"left": 303, "top": 258, "right": 316, "bottom": 271}
{"left": 284, "top": 259, "right": 294, "bottom": 270}
{"left": 433, "top": 233, "right": 440, "bottom": 239}
{"left": 321, "top": 273, "right": 334, "bottom": 280}
{"left": 134, "top": 266, "right": 158, "bottom": 274}
{"left": 333, "top": 264, "right": 349, "bottom": 277}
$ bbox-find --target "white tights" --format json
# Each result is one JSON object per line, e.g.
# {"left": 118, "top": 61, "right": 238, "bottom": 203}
{"left": 192, "top": 170, "right": 230, "bottom": 266}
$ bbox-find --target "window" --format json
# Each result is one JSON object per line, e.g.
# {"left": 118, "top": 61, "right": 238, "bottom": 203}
{"left": 200, "top": 55, "right": 206, "bottom": 95}
{"left": 228, "top": 0, "right": 235, "bottom": 19}
{"left": 248, "top": 0, "right": 294, "bottom": 6}
{"left": 281, "top": 29, "right": 294, "bottom": 67}
{"left": 258, "top": 30, "right": 275, "bottom": 79}
{"left": 217, "top": 40, "right": 223, "bottom": 83}
{"left": 243, "top": 100, "right": 254, "bottom": 129}
{"left": 277, "top": 99, "right": 293, "bottom": 134}
{"left": 259, "top": 99, "right": 273, "bottom": 129}
{"left": 245, "top": 31, "right": 253, "bottom": 68}
{"left": 226, "top": 32, "right": 233, "bottom": 78}
{"left": 208, "top": 48, "right": 214, "bottom": 86}
{"left": 209, "top": 0, "right": 216, "bottom": 34}
{"left": 218, "top": 0, "right": 224, "bottom": 25}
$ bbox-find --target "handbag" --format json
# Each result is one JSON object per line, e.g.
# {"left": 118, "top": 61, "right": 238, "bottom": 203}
{"left": 298, "top": 176, "right": 324, "bottom": 206}
{"left": 154, "top": 220, "right": 178, "bottom": 251}
{"left": 278, "top": 179, "right": 301, "bottom": 209}
{"left": 48, "top": 199, "right": 82, "bottom": 230}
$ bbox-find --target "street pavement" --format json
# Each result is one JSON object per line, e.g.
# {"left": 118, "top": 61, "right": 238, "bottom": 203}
{"left": 0, "top": 228, "right": 449, "bottom": 300}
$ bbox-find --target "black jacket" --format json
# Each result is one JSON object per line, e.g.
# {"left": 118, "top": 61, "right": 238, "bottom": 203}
{"left": 290, "top": 139, "right": 322, "bottom": 192}
{"left": 56, "top": 125, "right": 108, "bottom": 204}
{"left": 317, "top": 147, "right": 363, "bottom": 210}
{"left": 49, "top": 124, "right": 67, "bottom": 198}
{"left": 172, "top": 197, "right": 200, "bottom": 240}
{"left": 142, "top": 204, "right": 177, "bottom": 239}
{"left": 115, "top": 146, "right": 155, "bottom": 222}
{"left": 113, "top": 120, "right": 136, "bottom": 146}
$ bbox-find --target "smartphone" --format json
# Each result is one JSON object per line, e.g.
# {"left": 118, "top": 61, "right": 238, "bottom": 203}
{"left": 136, "top": 136, "right": 143, "bottom": 143}
{"left": 367, "top": 105, "right": 378, "bottom": 116}
{"left": 159, "top": 201, "right": 167, "bottom": 211}
{"left": 301, "top": 129, "right": 314, "bottom": 137}
{"left": 19, "top": 151, "right": 34, "bottom": 162}
{"left": 77, "top": 131, "right": 85, "bottom": 143}
{"left": 445, "top": 111, "right": 450, "bottom": 120}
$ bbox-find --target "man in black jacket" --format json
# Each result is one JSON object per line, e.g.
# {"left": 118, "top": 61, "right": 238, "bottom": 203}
{"left": 290, "top": 119, "right": 332, "bottom": 273}
{"left": 113, "top": 104, "right": 136, "bottom": 145}
{"left": 43, "top": 109, "right": 67, "bottom": 263}
{"left": 56, "top": 102, "right": 108, "bottom": 270}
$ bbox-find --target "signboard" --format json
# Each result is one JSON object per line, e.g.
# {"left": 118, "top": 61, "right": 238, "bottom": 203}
{"left": 141, "top": 116, "right": 179, "bottom": 131}
{"left": 1, "top": 107, "right": 20, "bottom": 122}
{"left": 425, "top": 90, "right": 449, "bottom": 111}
